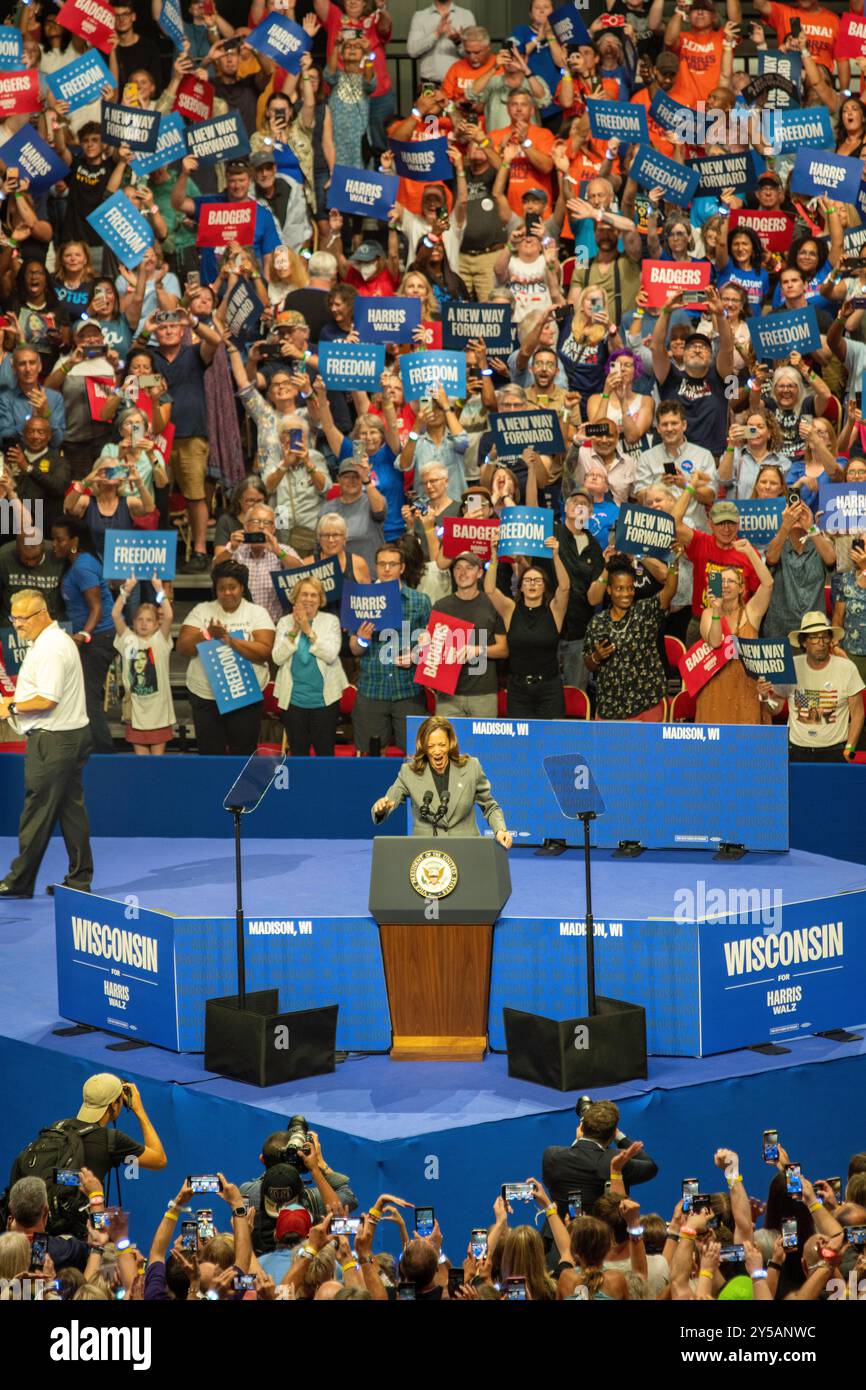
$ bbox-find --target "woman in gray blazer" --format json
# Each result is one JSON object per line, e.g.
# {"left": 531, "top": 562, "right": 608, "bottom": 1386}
{"left": 372, "top": 716, "right": 513, "bottom": 846}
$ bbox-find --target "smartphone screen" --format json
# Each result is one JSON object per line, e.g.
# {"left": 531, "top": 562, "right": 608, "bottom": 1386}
{"left": 504, "top": 1276, "right": 527, "bottom": 1300}
{"left": 567, "top": 1191, "right": 583, "bottom": 1220}
{"left": 762, "top": 1130, "right": 779, "bottom": 1162}
{"left": 502, "top": 1183, "right": 533, "bottom": 1204}
{"left": 181, "top": 1220, "right": 199, "bottom": 1251}
{"left": 447, "top": 1268, "right": 465, "bottom": 1294}
{"left": 289, "top": 428, "right": 303, "bottom": 452}
{"left": 415, "top": 1206, "right": 435, "bottom": 1238}
{"left": 30, "top": 1234, "right": 48, "bottom": 1271}
{"left": 188, "top": 1174, "right": 221, "bottom": 1194}
{"left": 397, "top": 1282, "right": 416, "bottom": 1300}
{"left": 681, "top": 1178, "right": 699, "bottom": 1213}
{"left": 470, "top": 1228, "right": 488, "bottom": 1258}
{"left": 719, "top": 1244, "right": 745, "bottom": 1263}
{"left": 782, "top": 1218, "right": 798, "bottom": 1249}
{"left": 53, "top": 1168, "right": 80, "bottom": 1187}
{"left": 786, "top": 1164, "right": 803, "bottom": 1196}
{"left": 707, "top": 570, "right": 723, "bottom": 599}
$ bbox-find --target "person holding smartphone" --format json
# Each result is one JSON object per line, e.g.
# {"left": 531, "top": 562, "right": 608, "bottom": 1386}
{"left": 719, "top": 412, "right": 793, "bottom": 500}
{"left": 697, "top": 539, "right": 775, "bottom": 724}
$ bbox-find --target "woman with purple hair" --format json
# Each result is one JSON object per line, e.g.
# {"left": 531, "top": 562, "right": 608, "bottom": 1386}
{"left": 585, "top": 349, "right": 654, "bottom": 459}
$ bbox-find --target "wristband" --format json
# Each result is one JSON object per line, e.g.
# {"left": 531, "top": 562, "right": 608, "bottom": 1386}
{"left": 369, "top": 1207, "right": 382, "bottom": 1220}
{"left": 155, "top": 591, "right": 166, "bottom": 606}
{"left": 728, "top": 1174, "right": 743, "bottom": 1186}
{"left": 544, "top": 1202, "right": 557, "bottom": 1218}
{"left": 480, "top": 137, "right": 490, "bottom": 148}
{"left": 666, "top": 1230, "right": 680, "bottom": 1241}
{"left": 686, "top": 485, "right": 695, "bottom": 495}
{"left": 78, "top": 631, "right": 92, "bottom": 643}
{"left": 601, "top": 392, "right": 610, "bottom": 399}
{"left": 698, "top": 1269, "right": 714, "bottom": 1280}
{"left": 341, "top": 1260, "right": 359, "bottom": 1273}
{"left": 411, "top": 107, "right": 422, "bottom": 120}
{"left": 89, "top": 1191, "right": 105, "bottom": 1202}
{"left": 680, "top": 1226, "right": 697, "bottom": 1240}
{"left": 297, "top": 1246, "right": 315, "bottom": 1259}
{"left": 725, "top": 445, "right": 734, "bottom": 453}
{"left": 808, "top": 1200, "right": 824, "bottom": 1212}
{"left": 750, "top": 1269, "right": 769, "bottom": 1281}
{"left": 627, "top": 1225, "right": 645, "bottom": 1239}
{"left": 845, "top": 744, "right": 855, "bottom": 754}
{"left": 767, "top": 1260, "right": 782, "bottom": 1272}
{"left": 164, "top": 1210, "right": 178, "bottom": 1222}
{"left": 711, "top": 615, "right": 721, "bottom": 622}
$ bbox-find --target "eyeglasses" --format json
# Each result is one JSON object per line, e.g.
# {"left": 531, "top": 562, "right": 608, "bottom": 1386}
{"left": 11, "top": 606, "right": 46, "bottom": 625}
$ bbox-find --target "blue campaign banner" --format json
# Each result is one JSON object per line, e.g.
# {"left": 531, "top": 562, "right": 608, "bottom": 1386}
{"left": 489, "top": 409, "right": 564, "bottom": 455}
{"left": 587, "top": 99, "right": 649, "bottom": 145}
{"left": 791, "top": 148, "right": 862, "bottom": 203}
{"left": 542, "top": 752, "right": 606, "bottom": 819}
{"left": 246, "top": 14, "right": 310, "bottom": 73}
{"left": 769, "top": 106, "right": 834, "bottom": 155}
{"left": 0, "top": 25, "right": 23, "bottom": 70}
{"left": 196, "top": 639, "right": 263, "bottom": 714}
{"left": 318, "top": 340, "right": 385, "bottom": 392}
{"left": 614, "top": 502, "right": 676, "bottom": 559}
{"left": 1, "top": 623, "right": 72, "bottom": 674}
{"left": 758, "top": 50, "right": 801, "bottom": 88}
{"left": 45, "top": 50, "right": 113, "bottom": 113}
{"left": 0, "top": 128, "right": 67, "bottom": 195}
{"left": 648, "top": 88, "right": 691, "bottom": 136}
{"left": 130, "top": 112, "right": 187, "bottom": 176}
{"left": 407, "top": 718, "right": 790, "bottom": 851}
{"left": 389, "top": 136, "right": 453, "bottom": 183}
{"left": 734, "top": 498, "right": 786, "bottom": 544}
{"left": 735, "top": 637, "right": 797, "bottom": 685}
{"left": 186, "top": 111, "right": 250, "bottom": 167}
{"left": 87, "top": 191, "right": 154, "bottom": 269}
{"left": 817, "top": 481, "right": 866, "bottom": 533}
{"left": 157, "top": 0, "right": 185, "bottom": 49}
{"left": 103, "top": 530, "right": 177, "bottom": 581}
{"left": 340, "top": 578, "right": 401, "bottom": 633}
{"left": 354, "top": 295, "right": 421, "bottom": 345}
{"left": 497, "top": 505, "right": 554, "bottom": 557}
{"left": 223, "top": 276, "right": 262, "bottom": 341}
{"left": 693, "top": 150, "right": 765, "bottom": 194}
{"left": 550, "top": 3, "right": 591, "bottom": 46}
{"left": 271, "top": 556, "right": 343, "bottom": 612}
{"left": 102, "top": 102, "right": 160, "bottom": 154}
{"left": 699, "top": 893, "right": 866, "bottom": 1054}
{"left": 748, "top": 307, "right": 822, "bottom": 361}
{"left": 400, "top": 350, "right": 466, "bottom": 400}
{"left": 442, "top": 301, "right": 513, "bottom": 353}
{"left": 327, "top": 164, "right": 399, "bottom": 220}
{"left": 629, "top": 143, "right": 699, "bottom": 208}
{"left": 55, "top": 889, "right": 180, "bottom": 1051}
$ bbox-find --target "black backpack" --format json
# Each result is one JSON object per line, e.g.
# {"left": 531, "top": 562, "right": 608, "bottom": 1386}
{"left": 7, "top": 1120, "right": 100, "bottom": 1237}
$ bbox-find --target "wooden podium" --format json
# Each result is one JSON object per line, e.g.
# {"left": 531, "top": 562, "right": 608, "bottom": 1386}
{"left": 368, "top": 837, "right": 512, "bottom": 1062}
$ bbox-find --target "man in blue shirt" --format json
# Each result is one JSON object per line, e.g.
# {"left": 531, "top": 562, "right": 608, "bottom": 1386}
{"left": 0, "top": 347, "right": 65, "bottom": 450}
{"left": 170, "top": 154, "right": 281, "bottom": 286}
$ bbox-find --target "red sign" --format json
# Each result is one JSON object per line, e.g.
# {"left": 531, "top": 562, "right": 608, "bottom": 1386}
{"left": 679, "top": 630, "right": 735, "bottom": 698}
{"left": 836, "top": 13, "right": 866, "bottom": 59}
{"left": 196, "top": 201, "right": 256, "bottom": 248}
{"left": 0, "top": 70, "right": 41, "bottom": 115}
{"left": 640, "top": 259, "right": 712, "bottom": 311}
{"left": 85, "top": 376, "right": 117, "bottom": 422}
{"left": 414, "top": 609, "right": 475, "bottom": 695}
{"left": 440, "top": 516, "right": 500, "bottom": 561}
{"left": 730, "top": 209, "right": 795, "bottom": 255}
{"left": 173, "top": 74, "right": 215, "bottom": 123}
{"left": 152, "top": 422, "right": 176, "bottom": 469}
{"left": 56, "top": 0, "right": 115, "bottom": 54}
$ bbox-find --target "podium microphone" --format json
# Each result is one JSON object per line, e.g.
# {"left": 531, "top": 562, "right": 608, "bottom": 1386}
{"left": 418, "top": 790, "right": 434, "bottom": 828}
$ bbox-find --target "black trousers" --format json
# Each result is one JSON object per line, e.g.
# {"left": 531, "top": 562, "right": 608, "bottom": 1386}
{"left": 280, "top": 701, "right": 341, "bottom": 756}
{"left": 789, "top": 741, "right": 847, "bottom": 763}
{"left": 507, "top": 675, "right": 565, "bottom": 719}
{"left": 189, "top": 692, "right": 263, "bottom": 756}
{"left": 80, "top": 629, "right": 117, "bottom": 755}
{"left": 6, "top": 727, "right": 93, "bottom": 893}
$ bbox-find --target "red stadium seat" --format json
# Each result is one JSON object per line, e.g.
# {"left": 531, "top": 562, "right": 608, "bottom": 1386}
{"left": 664, "top": 635, "right": 687, "bottom": 686}
{"left": 563, "top": 685, "right": 590, "bottom": 719}
{"left": 666, "top": 689, "right": 696, "bottom": 721}
{"left": 497, "top": 687, "right": 508, "bottom": 716}
{"left": 561, "top": 256, "right": 577, "bottom": 287}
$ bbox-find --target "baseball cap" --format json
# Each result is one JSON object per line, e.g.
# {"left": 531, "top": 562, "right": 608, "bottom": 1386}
{"left": 275, "top": 1207, "right": 312, "bottom": 1243}
{"left": 225, "top": 158, "right": 251, "bottom": 175}
{"left": 274, "top": 308, "right": 307, "bottom": 330}
{"left": 452, "top": 550, "right": 484, "bottom": 568}
{"left": 654, "top": 52, "right": 679, "bottom": 72}
{"left": 521, "top": 188, "right": 547, "bottom": 202}
{"left": 338, "top": 458, "right": 361, "bottom": 475}
{"left": 690, "top": 0, "right": 717, "bottom": 11}
{"left": 260, "top": 1164, "right": 304, "bottom": 1217}
{"left": 568, "top": 487, "right": 593, "bottom": 508}
{"left": 77, "top": 1073, "right": 124, "bottom": 1122}
{"left": 757, "top": 171, "right": 782, "bottom": 186}
{"left": 251, "top": 150, "right": 277, "bottom": 169}
{"left": 73, "top": 318, "right": 104, "bottom": 337}
{"left": 350, "top": 241, "right": 382, "bottom": 264}
{"left": 710, "top": 500, "right": 740, "bottom": 524}
{"left": 685, "top": 332, "right": 713, "bottom": 349}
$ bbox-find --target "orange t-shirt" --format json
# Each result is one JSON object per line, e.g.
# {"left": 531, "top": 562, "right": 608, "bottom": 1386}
{"left": 667, "top": 30, "right": 726, "bottom": 106}
{"left": 389, "top": 115, "right": 455, "bottom": 217}
{"left": 763, "top": 2, "right": 839, "bottom": 71}
{"left": 631, "top": 87, "right": 676, "bottom": 160}
{"left": 554, "top": 74, "right": 619, "bottom": 120}
{"left": 442, "top": 55, "right": 497, "bottom": 101}
{"left": 490, "top": 124, "right": 557, "bottom": 216}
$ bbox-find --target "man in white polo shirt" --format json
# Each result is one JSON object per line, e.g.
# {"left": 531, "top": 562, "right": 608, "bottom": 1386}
{"left": 0, "top": 588, "right": 93, "bottom": 899}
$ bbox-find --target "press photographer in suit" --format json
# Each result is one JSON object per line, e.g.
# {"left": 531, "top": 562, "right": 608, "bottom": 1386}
{"left": 371, "top": 715, "right": 513, "bottom": 847}
{"left": 542, "top": 1099, "right": 658, "bottom": 1219}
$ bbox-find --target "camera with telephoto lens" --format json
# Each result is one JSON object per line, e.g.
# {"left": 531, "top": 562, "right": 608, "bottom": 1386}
{"left": 576, "top": 1094, "right": 593, "bottom": 1120}
{"left": 121, "top": 1082, "right": 133, "bottom": 1109}
{"left": 283, "top": 1115, "right": 311, "bottom": 1171}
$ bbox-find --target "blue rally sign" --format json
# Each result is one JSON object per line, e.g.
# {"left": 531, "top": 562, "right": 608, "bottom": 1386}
{"left": 103, "top": 530, "right": 178, "bottom": 581}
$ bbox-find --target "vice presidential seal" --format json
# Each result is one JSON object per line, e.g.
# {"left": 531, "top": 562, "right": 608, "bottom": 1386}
{"left": 409, "top": 849, "right": 459, "bottom": 898}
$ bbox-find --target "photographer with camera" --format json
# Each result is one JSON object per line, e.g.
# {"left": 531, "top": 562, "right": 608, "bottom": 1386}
{"left": 240, "top": 1120, "right": 357, "bottom": 1254}
{"left": 542, "top": 1097, "right": 658, "bottom": 1220}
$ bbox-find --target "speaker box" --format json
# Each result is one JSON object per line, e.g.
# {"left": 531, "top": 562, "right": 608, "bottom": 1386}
{"left": 204, "top": 991, "right": 338, "bottom": 1087}
{"left": 503, "top": 996, "right": 647, "bottom": 1092}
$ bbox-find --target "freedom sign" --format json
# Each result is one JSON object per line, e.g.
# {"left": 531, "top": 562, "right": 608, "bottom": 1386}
{"left": 186, "top": 112, "right": 250, "bottom": 167}
{"left": 587, "top": 99, "right": 649, "bottom": 145}
{"left": 817, "top": 481, "right": 866, "bottom": 533}
{"left": 224, "top": 278, "right": 262, "bottom": 341}
{"left": 0, "top": 26, "right": 22, "bottom": 70}
{"left": 271, "top": 556, "right": 343, "bottom": 612}
{"left": 791, "top": 149, "right": 862, "bottom": 203}
{"left": 0, "top": 129, "right": 67, "bottom": 195}
{"left": 56, "top": 0, "right": 115, "bottom": 54}
{"left": 614, "top": 504, "right": 676, "bottom": 560}
{"left": 197, "top": 201, "right": 256, "bottom": 247}
{"left": 629, "top": 144, "right": 699, "bottom": 208}
{"left": 197, "top": 639, "right": 262, "bottom": 714}
{"left": 327, "top": 164, "right": 398, "bottom": 221}
{"left": 87, "top": 192, "right": 154, "bottom": 269}
{"left": 246, "top": 14, "right": 310, "bottom": 73}
{"left": 836, "top": 13, "right": 866, "bottom": 60}
{"left": 440, "top": 516, "right": 500, "bottom": 561}
{"left": 735, "top": 637, "right": 797, "bottom": 685}
{"left": 497, "top": 506, "right": 554, "bottom": 558}
{"left": 102, "top": 103, "right": 160, "bottom": 154}
{"left": 648, "top": 89, "right": 691, "bottom": 138}
{"left": 550, "top": 3, "right": 592, "bottom": 46}
{"left": 734, "top": 498, "right": 786, "bottom": 544}
{"left": 400, "top": 350, "right": 466, "bottom": 400}
{"left": 490, "top": 409, "right": 565, "bottom": 455}
{"left": 442, "top": 301, "right": 513, "bottom": 354}
{"left": 679, "top": 634, "right": 734, "bottom": 698}
{"left": 318, "top": 341, "right": 385, "bottom": 392}
{"left": 769, "top": 107, "right": 834, "bottom": 155}
{"left": 0, "top": 71, "right": 40, "bottom": 116}
{"left": 354, "top": 296, "right": 420, "bottom": 345}
{"left": 172, "top": 74, "right": 214, "bottom": 122}
{"left": 45, "top": 50, "right": 113, "bottom": 113}
{"left": 103, "top": 530, "right": 178, "bottom": 581}
{"left": 641, "top": 259, "right": 711, "bottom": 311}
{"left": 130, "top": 113, "right": 187, "bottom": 178}
{"left": 414, "top": 609, "right": 474, "bottom": 696}
{"left": 749, "top": 307, "right": 821, "bottom": 361}
{"left": 730, "top": 209, "right": 795, "bottom": 255}
{"left": 692, "top": 151, "right": 765, "bottom": 194}
{"left": 388, "top": 136, "right": 453, "bottom": 183}
{"left": 340, "top": 578, "right": 401, "bottom": 634}
{"left": 157, "top": 0, "right": 186, "bottom": 50}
